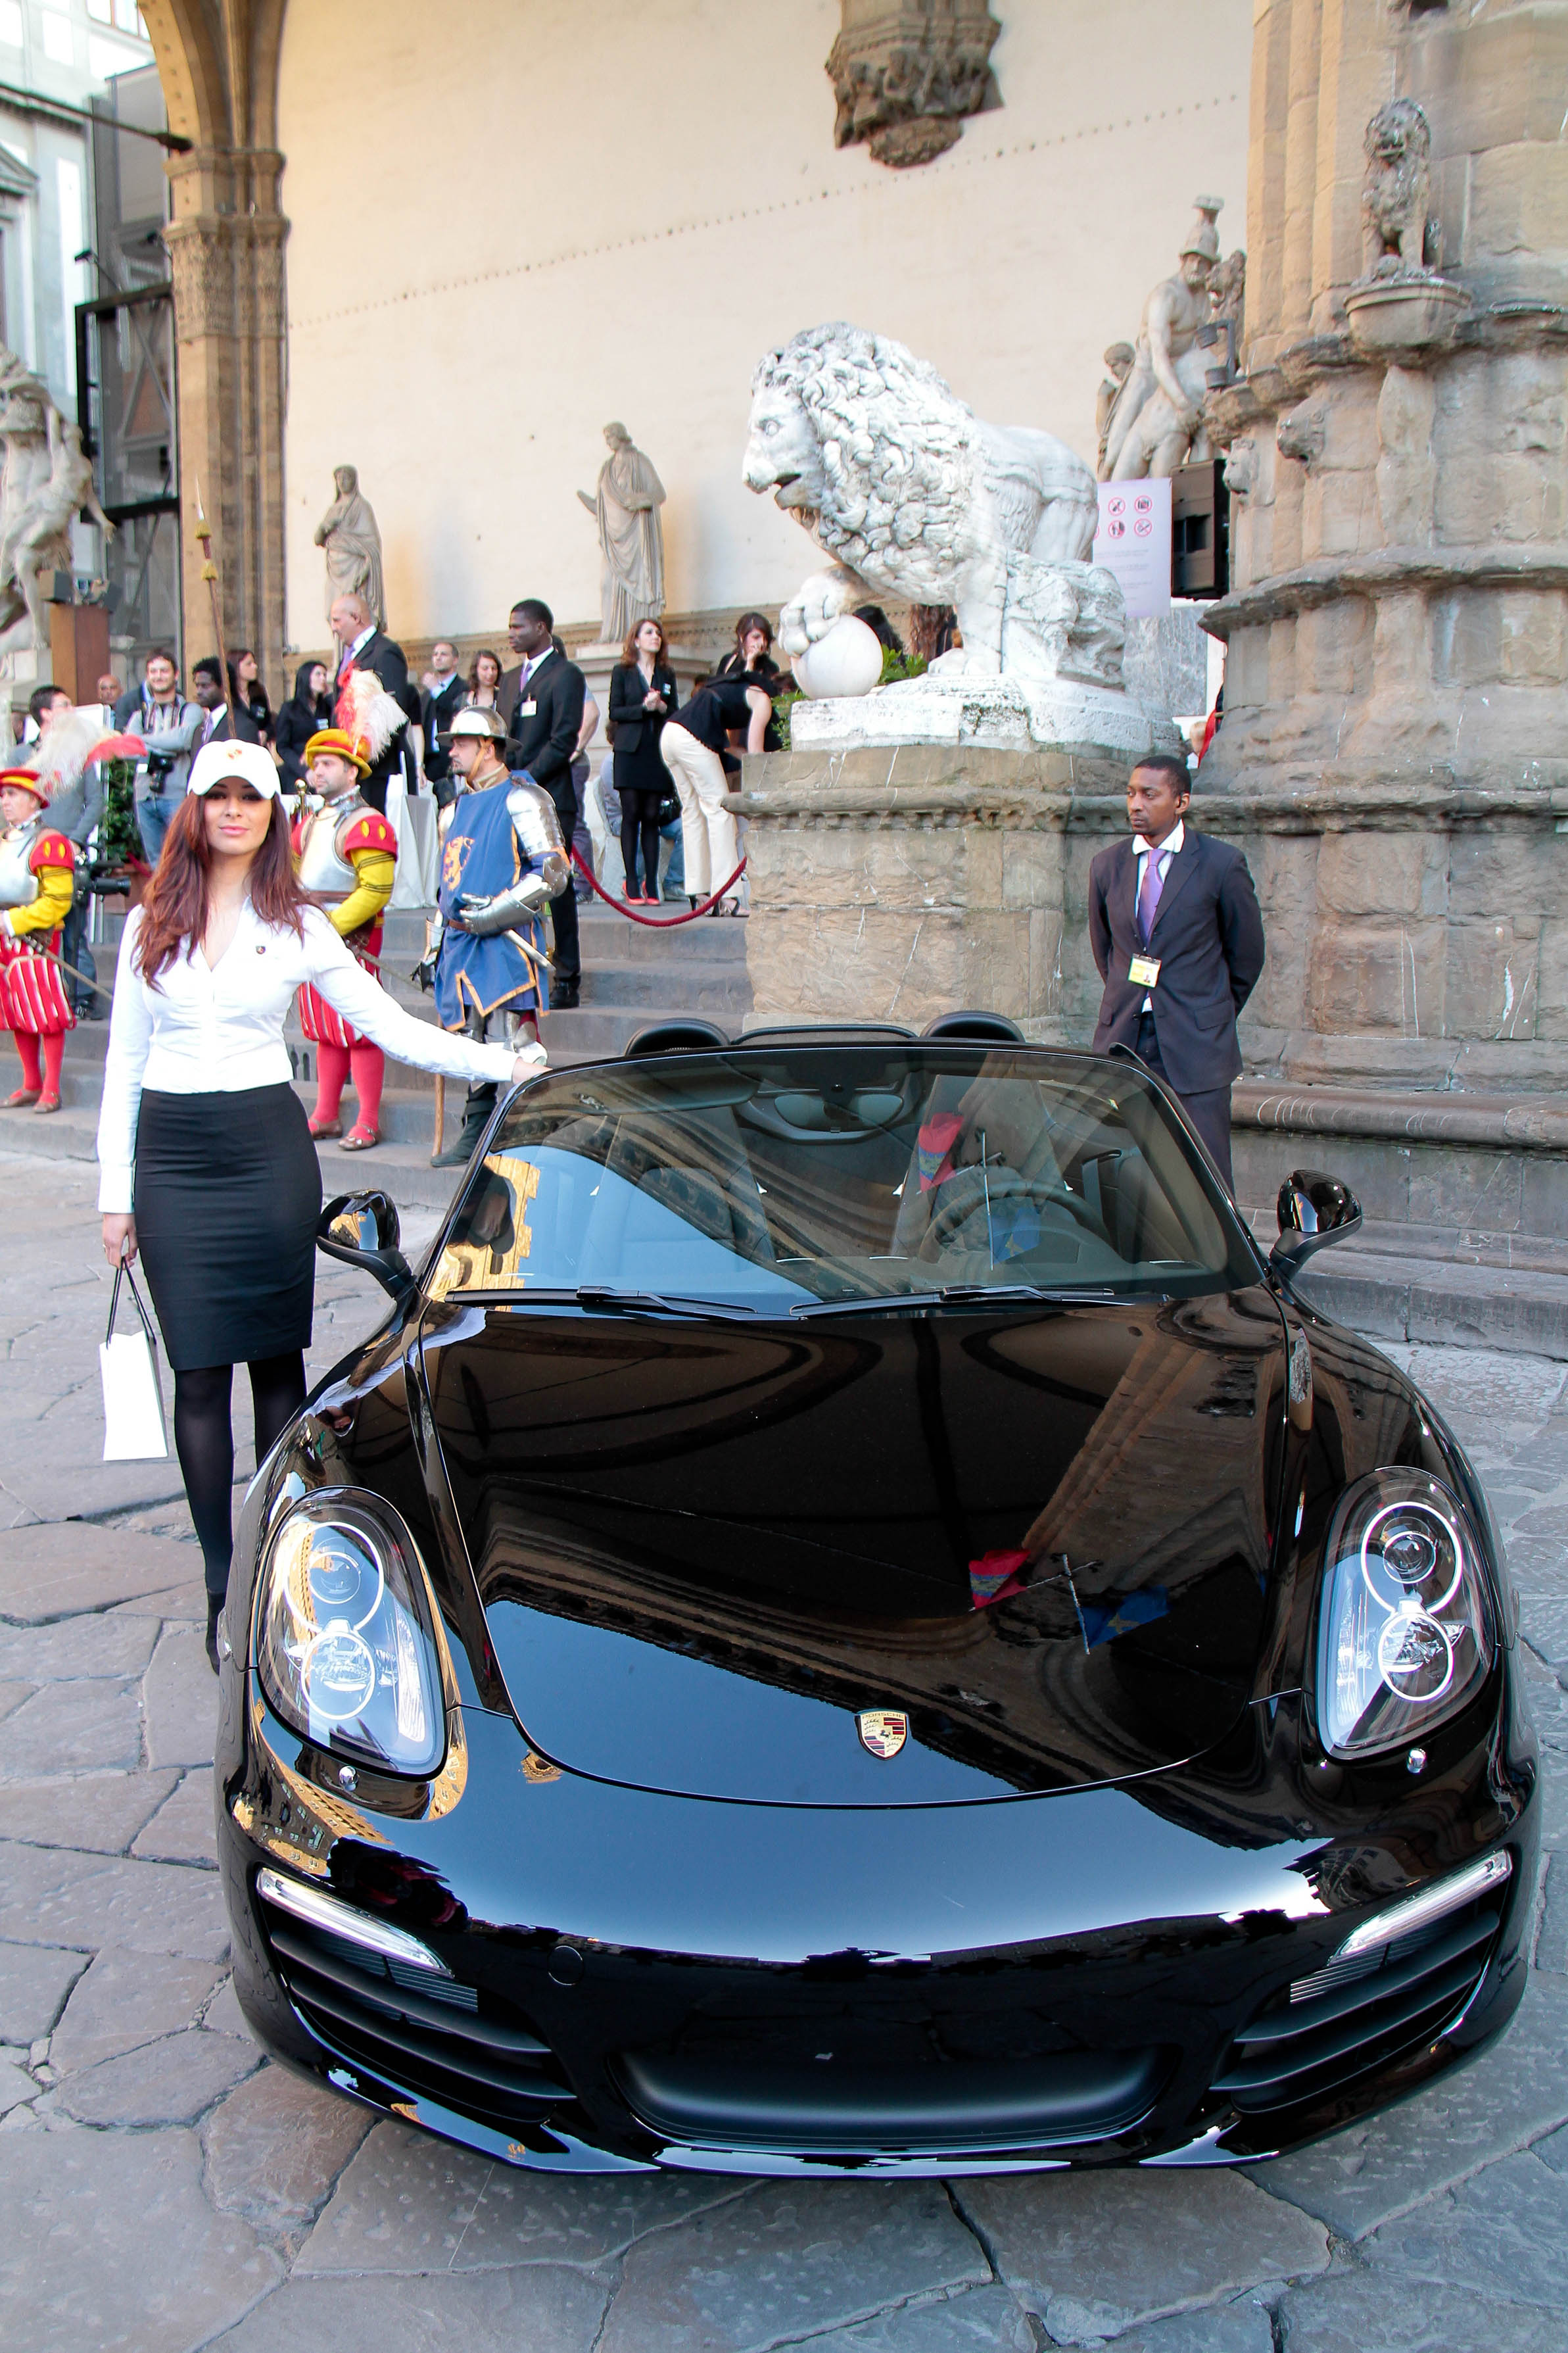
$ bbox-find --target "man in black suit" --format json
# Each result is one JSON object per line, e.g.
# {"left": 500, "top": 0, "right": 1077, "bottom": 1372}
{"left": 500, "top": 598, "right": 586, "bottom": 1007}
{"left": 420, "top": 641, "right": 465, "bottom": 805}
{"left": 1087, "top": 753, "right": 1265, "bottom": 1192}
{"left": 330, "top": 591, "right": 413, "bottom": 815}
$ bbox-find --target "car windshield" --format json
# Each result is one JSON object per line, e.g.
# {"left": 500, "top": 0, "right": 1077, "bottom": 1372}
{"left": 426, "top": 1046, "right": 1255, "bottom": 1311}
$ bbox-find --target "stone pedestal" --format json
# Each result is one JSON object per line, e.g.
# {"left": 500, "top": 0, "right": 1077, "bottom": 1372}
{"left": 788, "top": 673, "right": 1175, "bottom": 762}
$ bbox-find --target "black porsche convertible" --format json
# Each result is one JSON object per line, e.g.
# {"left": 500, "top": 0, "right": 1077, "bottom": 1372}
{"left": 216, "top": 1019, "right": 1538, "bottom": 2177}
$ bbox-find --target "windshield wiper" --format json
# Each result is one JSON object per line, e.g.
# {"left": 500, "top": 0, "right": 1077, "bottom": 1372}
{"left": 495, "top": 1287, "right": 765, "bottom": 1321}
{"left": 790, "top": 1284, "right": 1118, "bottom": 1319}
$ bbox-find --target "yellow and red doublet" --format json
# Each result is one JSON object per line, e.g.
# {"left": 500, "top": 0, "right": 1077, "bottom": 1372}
{"left": 293, "top": 798, "right": 396, "bottom": 1051}
{"left": 0, "top": 825, "right": 76, "bottom": 1036}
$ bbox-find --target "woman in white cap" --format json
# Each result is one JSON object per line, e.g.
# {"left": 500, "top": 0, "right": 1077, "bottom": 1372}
{"left": 96, "top": 738, "right": 543, "bottom": 1671}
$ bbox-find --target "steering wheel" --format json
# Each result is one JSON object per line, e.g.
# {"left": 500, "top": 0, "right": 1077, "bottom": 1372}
{"left": 917, "top": 1165, "right": 1103, "bottom": 1261}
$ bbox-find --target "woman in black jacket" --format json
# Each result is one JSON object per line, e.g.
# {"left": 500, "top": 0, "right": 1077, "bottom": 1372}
{"left": 273, "top": 659, "right": 333, "bottom": 791}
{"left": 608, "top": 618, "right": 678, "bottom": 902}
{"left": 229, "top": 650, "right": 273, "bottom": 743}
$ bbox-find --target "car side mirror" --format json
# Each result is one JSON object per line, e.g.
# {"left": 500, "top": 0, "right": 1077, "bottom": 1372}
{"left": 317, "top": 1190, "right": 417, "bottom": 1305}
{"left": 1270, "top": 1168, "right": 1362, "bottom": 1274}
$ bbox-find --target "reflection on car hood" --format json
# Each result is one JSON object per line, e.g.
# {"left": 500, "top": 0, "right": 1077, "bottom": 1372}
{"left": 420, "top": 1288, "right": 1288, "bottom": 1805}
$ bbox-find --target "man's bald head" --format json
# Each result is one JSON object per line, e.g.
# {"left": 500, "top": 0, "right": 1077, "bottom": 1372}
{"left": 331, "top": 593, "right": 373, "bottom": 643}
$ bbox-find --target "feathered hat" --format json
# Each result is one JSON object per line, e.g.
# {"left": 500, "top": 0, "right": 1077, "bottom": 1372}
{"left": 25, "top": 708, "right": 145, "bottom": 802}
{"left": 335, "top": 669, "right": 407, "bottom": 764}
{"left": 304, "top": 727, "right": 371, "bottom": 777}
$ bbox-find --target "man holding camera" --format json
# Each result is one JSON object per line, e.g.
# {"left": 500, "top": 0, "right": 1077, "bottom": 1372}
{"left": 114, "top": 651, "right": 202, "bottom": 866}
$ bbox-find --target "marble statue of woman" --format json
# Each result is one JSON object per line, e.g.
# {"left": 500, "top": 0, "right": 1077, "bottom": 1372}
{"left": 314, "top": 464, "right": 385, "bottom": 628}
{"left": 577, "top": 423, "right": 665, "bottom": 644}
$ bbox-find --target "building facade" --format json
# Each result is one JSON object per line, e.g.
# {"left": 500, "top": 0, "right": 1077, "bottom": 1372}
{"left": 126, "top": 0, "right": 1252, "bottom": 688}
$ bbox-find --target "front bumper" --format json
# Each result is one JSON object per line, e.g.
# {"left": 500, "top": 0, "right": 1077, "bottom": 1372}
{"left": 216, "top": 1680, "right": 1540, "bottom": 2175}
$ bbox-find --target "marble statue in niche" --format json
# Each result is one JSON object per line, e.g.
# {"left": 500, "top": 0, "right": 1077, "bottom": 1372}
{"left": 578, "top": 423, "right": 666, "bottom": 645}
{"left": 314, "top": 464, "right": 385, "bottom": 628}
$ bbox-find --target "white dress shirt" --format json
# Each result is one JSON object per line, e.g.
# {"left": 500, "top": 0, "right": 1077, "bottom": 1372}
{"left": 97, "top": 900, "right": 527, "bottom": 1212}
{"left": 1133, "top": 817, "right": 1183, "bottom": 1011}
{"left": 514, "top": 645, "right": 555, "bottom": 703}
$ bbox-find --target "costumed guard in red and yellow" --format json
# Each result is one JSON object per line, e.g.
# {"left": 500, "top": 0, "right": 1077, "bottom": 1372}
{"left": 291, "top": 727, "right": 398, "bottom": 1149}
{"left": 0, "top": 765, "right": 77, "bottom": 1113}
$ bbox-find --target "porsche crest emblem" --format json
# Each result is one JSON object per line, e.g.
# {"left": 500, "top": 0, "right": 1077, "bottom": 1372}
{"left": 857, "top": 1709, "right": 908, "bottom": 1760}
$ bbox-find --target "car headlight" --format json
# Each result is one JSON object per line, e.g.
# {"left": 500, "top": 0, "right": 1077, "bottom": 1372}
{"left": 1314, "top": 1470, "right": 1496, "bottom": 1760}
{"left": 255, "top": 1493, "right": 445, "bottom": 1778}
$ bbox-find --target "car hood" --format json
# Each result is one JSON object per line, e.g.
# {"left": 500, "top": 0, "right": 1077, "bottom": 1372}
{"left": 419, "top": 1288, "right": 1288, "bottom": 1805}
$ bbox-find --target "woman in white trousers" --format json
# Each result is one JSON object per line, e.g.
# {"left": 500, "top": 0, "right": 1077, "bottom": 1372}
{"left": 657, "top": 679, "right": 771, "bottom": 915}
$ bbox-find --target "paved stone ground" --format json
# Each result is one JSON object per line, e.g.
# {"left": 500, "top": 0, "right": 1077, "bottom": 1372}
{"left": 2, "top": 1139, "right": 1567, "bottom": 2352}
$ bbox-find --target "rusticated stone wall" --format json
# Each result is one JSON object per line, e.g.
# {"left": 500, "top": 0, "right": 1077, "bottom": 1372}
{"left": 1202, "top": 0, "right": 1568, "bottom": 803}
{"left": 738, "top": 746, "right": 1568, "bottom": 1094}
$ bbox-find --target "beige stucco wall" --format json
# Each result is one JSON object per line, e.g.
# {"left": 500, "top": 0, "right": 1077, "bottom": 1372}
{"left": 277, "top": 0, "right": 1251, "bottom": 652}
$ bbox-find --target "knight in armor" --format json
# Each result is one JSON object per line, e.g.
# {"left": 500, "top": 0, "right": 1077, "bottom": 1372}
{"left": 0, "top": 764, "right": 76, "bottom": 1112}
{"left": 291, "top": 728, "right": 398, "bottom": 1148}
{"left": 414, "top": 704, "right": 566, "bottom": 1169}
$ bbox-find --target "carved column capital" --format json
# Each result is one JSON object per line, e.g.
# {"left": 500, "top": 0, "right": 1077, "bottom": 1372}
{"left": 162, "top": 205, "right": 289, "bottom": 345}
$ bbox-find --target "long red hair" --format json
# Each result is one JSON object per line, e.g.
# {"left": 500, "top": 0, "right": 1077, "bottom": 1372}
{"left": 135, "top": 789, "right": 307, "bottom": 981}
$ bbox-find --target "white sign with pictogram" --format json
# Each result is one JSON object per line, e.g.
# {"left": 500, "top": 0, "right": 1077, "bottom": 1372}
{"left": 1092, "top": 479, "right": 1172, "bottom": 619}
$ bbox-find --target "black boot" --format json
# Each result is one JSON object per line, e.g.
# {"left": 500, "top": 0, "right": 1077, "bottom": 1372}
{"left": 431, "top": 1083, "right": 496, "bottom": 1169}
{"left": 551, "top": 978, "right": 581, "bottom": 1011}
{"left": 205, "top": 1591, "right": 224, "bottom": 1676}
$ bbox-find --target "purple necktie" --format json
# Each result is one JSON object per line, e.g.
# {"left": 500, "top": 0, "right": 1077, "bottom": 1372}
{"left": 1137, "top": 846, "right": 1164, "bottom": 944}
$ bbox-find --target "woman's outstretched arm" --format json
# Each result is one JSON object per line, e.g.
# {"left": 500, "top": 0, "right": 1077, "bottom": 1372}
{"left": 303, "top": 910, "right": 542, "bottom": 1087}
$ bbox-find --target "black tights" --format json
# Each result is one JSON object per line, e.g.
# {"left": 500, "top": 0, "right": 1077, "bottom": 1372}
{"left": 173, "top": 1353, "right": 308, "bottom": 1599}
{"left": 620, "top": 788, "right": 663, "bottom": 898}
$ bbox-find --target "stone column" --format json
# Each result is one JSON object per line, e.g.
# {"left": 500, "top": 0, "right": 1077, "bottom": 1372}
{"left": 1200, "top": 0, "right": 1568, "bottom": 1092}
{"left": 162, "top": 143, "right": 289, "bottom": 688}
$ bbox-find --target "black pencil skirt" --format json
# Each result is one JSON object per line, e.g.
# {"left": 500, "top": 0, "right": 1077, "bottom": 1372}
{"left": 133, "top": 1084, "right": 321, "bottom": 1371}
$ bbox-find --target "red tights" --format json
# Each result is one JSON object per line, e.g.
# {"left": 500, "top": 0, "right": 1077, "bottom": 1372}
{"left": 313, "top": 1041, "right": 385, "bottom": 1135}
{"left": 12, "top": 1032, "right": 64, "bottom": 1097}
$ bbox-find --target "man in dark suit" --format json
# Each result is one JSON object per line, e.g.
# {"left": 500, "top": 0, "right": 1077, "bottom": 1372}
{"left": 500, "top": 597, "right": 586, "bottom": 1007}
{"left": 420, "top": 641, "right": 465, "bottom": 805}
{"left": 330, "top": 591, "right": 413, "bottom": 815}
{"left": 1087, "top": 753, "right": 1265, "bottom": 1192}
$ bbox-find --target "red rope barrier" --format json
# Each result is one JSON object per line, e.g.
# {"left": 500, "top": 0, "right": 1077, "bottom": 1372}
{"left": 570, "top": 846, "right": 746, "bottom": 927}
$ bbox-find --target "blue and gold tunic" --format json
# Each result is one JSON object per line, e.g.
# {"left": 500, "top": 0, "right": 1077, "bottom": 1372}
{"left": 435, "top": 775, "right": 554, "bottom": 1025}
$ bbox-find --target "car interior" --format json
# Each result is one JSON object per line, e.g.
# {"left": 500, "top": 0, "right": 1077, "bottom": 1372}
{"left": 426, "top": 1049, "right": 1243, "bottom": 1307}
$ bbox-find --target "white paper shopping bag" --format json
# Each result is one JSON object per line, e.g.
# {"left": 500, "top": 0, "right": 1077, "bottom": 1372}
{"left": 99, "top": 1263, "right": 168, "bottom": 1462}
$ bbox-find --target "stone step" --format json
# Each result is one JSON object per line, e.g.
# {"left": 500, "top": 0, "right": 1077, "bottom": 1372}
{"left": 44, "top": 1000, "right": 747, "bottom": 1117}
{"left": 90, "top": 898, "right": 752, "bottom": 969}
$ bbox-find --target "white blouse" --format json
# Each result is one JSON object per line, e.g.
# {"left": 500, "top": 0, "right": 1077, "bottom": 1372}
{"left": 97, "top": 900, "right": 529, "bottom": 1212}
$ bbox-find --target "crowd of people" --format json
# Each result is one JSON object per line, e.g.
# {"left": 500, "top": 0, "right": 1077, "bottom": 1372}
{"left": 0, "top": 587, "right": 813, "bottom": 1132}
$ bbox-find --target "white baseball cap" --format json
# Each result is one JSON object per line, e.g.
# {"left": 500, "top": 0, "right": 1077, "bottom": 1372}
{"left": 187, "top": 739, "right": 281, "bottom": 799}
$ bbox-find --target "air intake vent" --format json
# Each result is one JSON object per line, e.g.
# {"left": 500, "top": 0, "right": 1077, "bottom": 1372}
{"left": 1212, "top": 1895, "right": 1502, "bottom": 2114}
{"left": 260, "top": 1901, "right": 570, "bottom": 2127}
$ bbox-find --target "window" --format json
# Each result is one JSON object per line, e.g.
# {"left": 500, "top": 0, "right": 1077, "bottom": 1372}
{"left": 87, "top": 0, "right": 114, "bottom": 24}
{"left": 89, "top": 35, "right": 139, "bottom": 76}
{"left": 429, "top": 1048, "right": 1247, "bottom": 1309}
{"left": 0, "top": 3, "right": 23, "bottom": 48}
{"left": 41, "top": 12, "right": 75, "bottom": 64}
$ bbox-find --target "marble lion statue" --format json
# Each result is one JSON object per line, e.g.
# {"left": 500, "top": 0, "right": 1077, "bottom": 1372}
{"left": 742, "top": 322, "right": 1122, "bottom": 687}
